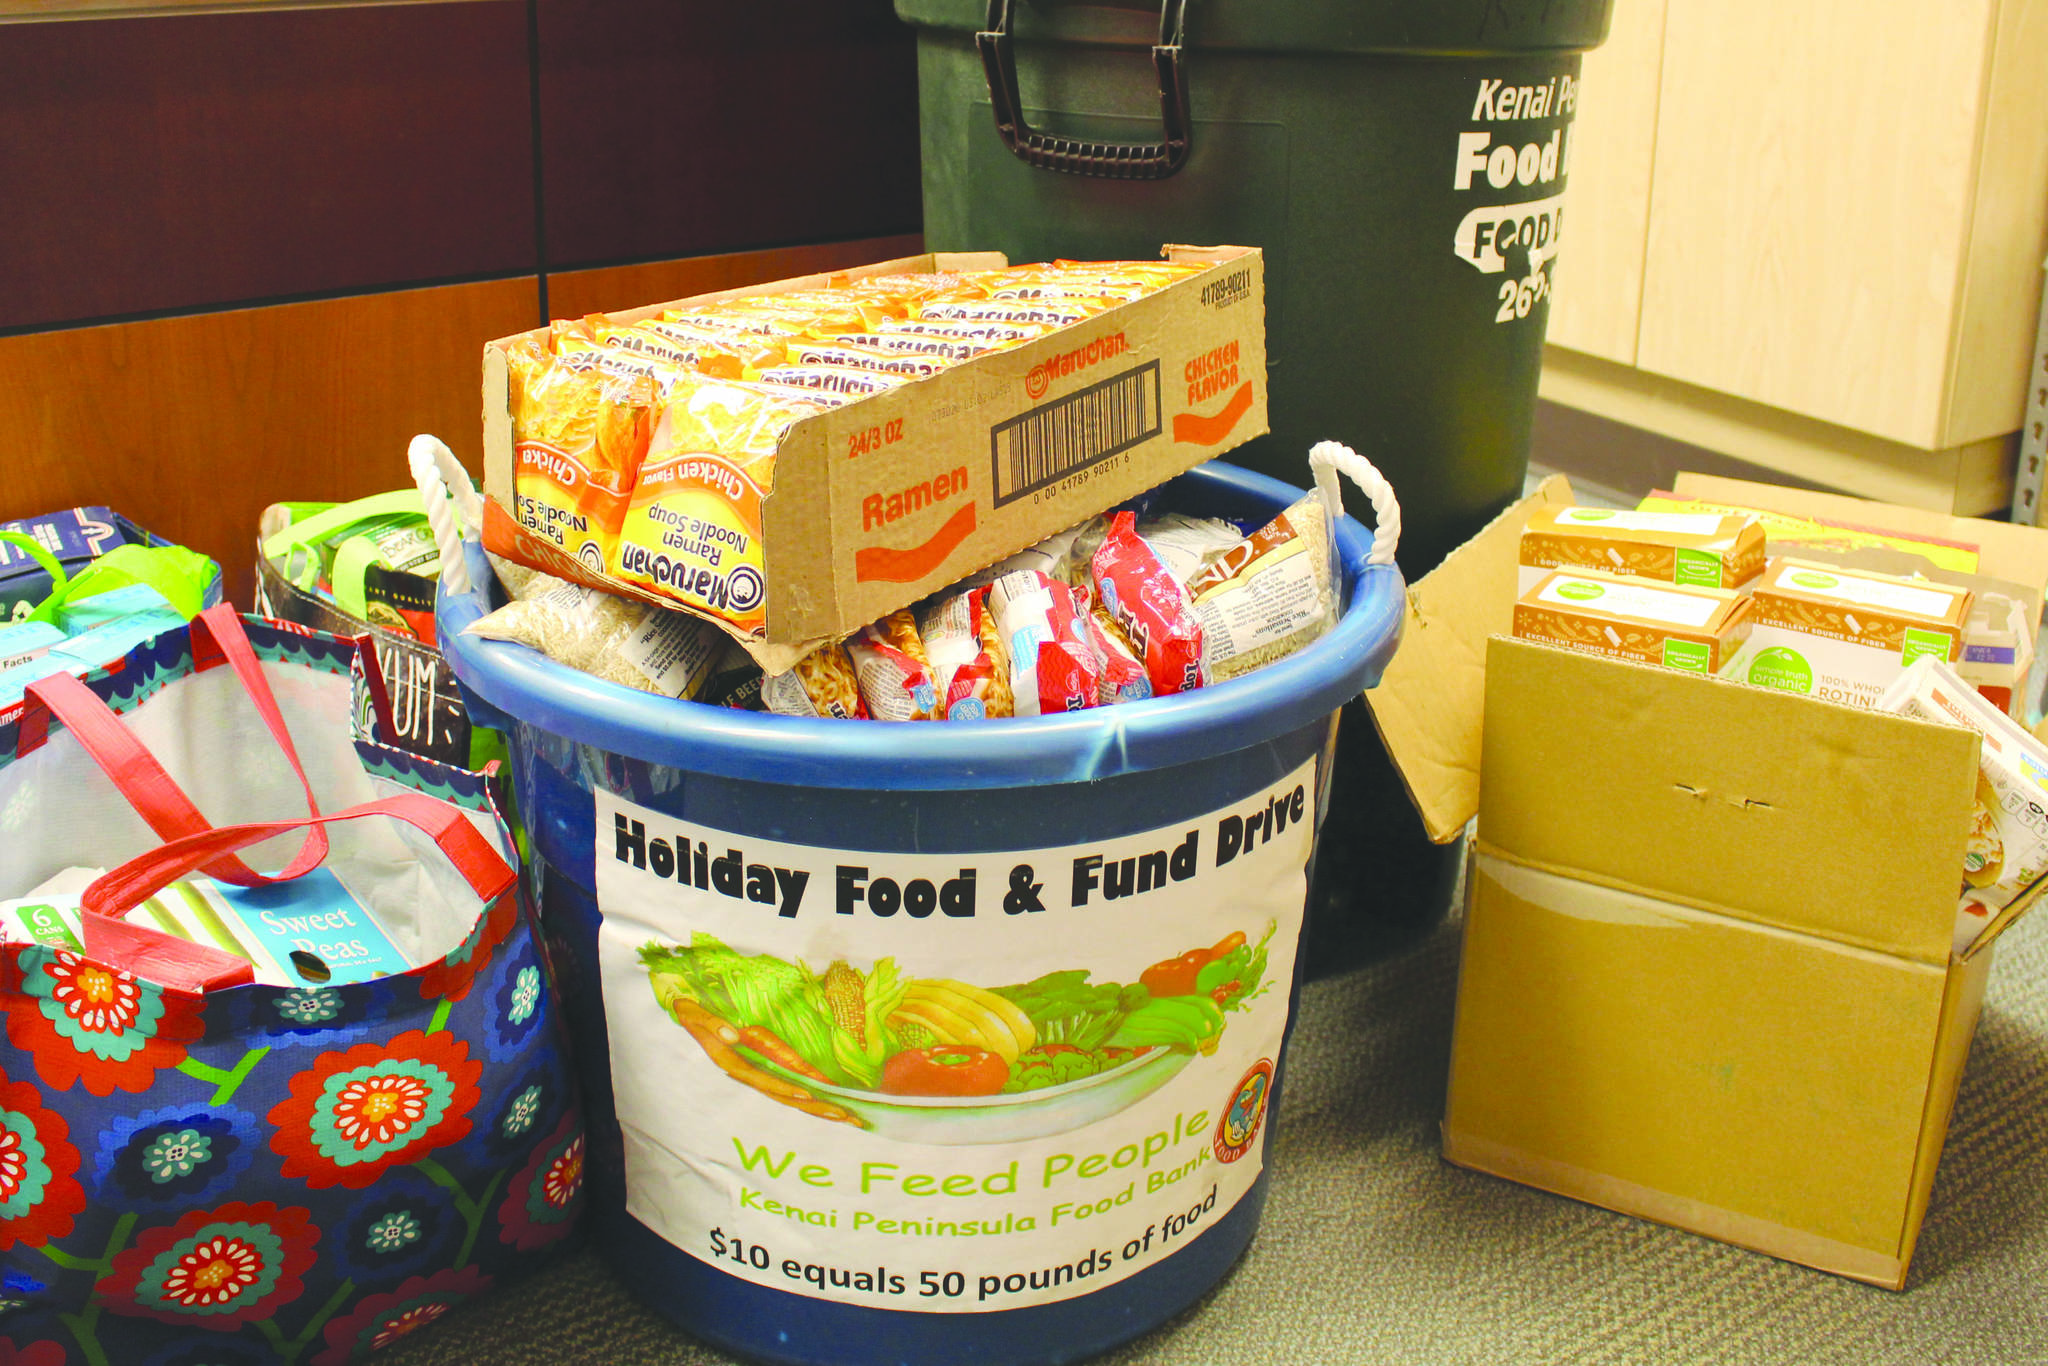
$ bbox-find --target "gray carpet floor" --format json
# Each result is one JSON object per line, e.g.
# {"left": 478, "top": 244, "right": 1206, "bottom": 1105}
{"left": 380, "top": 877, "right": 2048, "bottom": 1366}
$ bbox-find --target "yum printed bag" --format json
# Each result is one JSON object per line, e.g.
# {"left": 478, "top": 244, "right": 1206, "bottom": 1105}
{"left": 0, "top": 607, "right": 583, "bottom": 1364}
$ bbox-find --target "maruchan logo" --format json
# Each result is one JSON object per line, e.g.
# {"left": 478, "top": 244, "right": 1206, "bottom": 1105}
{"left": 616, "top": 543, "right": 764, "bottom": 614}
{"left": 1201, "top": 267, "right": 1252, "bottom": 310}
{"left": 1025, "top": 331, "right": 1130, "bottom": 401}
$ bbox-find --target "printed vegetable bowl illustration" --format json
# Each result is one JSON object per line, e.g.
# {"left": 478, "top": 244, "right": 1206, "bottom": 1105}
{"left": 641, "top": 923, "right": 1276, "bottom": 1145}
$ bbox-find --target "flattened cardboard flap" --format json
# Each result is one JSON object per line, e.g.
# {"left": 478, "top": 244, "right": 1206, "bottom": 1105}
{"left": 1363, "top": 476, "right": 1573, "bottom": 843}
{"left": 1478, "top": 637, "right": 1979, "bottom": 962}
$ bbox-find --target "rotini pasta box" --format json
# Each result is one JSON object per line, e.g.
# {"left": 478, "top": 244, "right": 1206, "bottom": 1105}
{"left": 1364, "top": 471, "right": 2048, "bottom": 1290}
{"left": 479, "top": 246, "right": 1268, "bottom": 673}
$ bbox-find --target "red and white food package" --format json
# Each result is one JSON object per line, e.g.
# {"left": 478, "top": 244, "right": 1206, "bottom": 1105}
{"left": 1088, "top": 609, "right": 1153, "bottom": 707}
{"left": 918, "top": 588, "right": 1013, "bottom": 720}
{"left": 1090, "top": 511, "right": 1205, "bottom": 695}
{"left": 1137, "top": 512, "right": 1243, "bottom": 582}
{"left": 986, "top": 570, "right": 1102, "bottom": 716}
{"left": 845, "top": 610, "right": 943, "bottom": 721}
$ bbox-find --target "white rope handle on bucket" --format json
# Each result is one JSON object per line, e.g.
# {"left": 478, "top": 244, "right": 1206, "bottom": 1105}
{"left": 1309, "top": 441, "right": 1402, "bottom": 566}
{"left": 409, "top": 434, "right": 483, "bottom": 596}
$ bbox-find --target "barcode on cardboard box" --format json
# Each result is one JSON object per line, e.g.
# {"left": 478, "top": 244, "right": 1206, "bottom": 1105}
{"left": 990, "top": 362, "right": 1162, "bottom": 507}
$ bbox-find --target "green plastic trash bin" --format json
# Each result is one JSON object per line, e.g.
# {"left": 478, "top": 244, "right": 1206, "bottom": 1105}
{"left": 897, "top": 0, "right": 1612, "bottom": 974}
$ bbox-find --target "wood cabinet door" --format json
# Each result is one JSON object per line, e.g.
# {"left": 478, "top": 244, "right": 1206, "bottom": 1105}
{"left": 1547, "top": 0, "right": 1669, "bottom": 365}
{"left": 1634, "top": 0, "right": 1995, "bottom": 449}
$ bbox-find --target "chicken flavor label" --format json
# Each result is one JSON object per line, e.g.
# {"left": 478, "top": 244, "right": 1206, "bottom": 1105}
{"left": 591, "top": 760, "right": 1314, "bottom": 1313}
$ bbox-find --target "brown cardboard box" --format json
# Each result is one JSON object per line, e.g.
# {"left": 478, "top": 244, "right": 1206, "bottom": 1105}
{"left": 1364, "top": 473, "right": 2048, "bottom": 1288}
{"left": 1517, "top": 505, "right": 1765, "bottom": 595}
{"left": 480, "top": 245, "right": 1268, "bottom": 671}
{"left": 1513, "top": 568, "right": 1751, "bottom": 673}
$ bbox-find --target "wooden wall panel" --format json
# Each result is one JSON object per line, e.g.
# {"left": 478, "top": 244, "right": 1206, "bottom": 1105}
{"left": 0, "top": 279, "right": 540, "bottom": 605}
{"left": 0, "top": 3, "right": 535, "bottom": 330}
{"left": 1635, "top": 0, "right": 1992, "bottom": 449}
{"left": 536, "top": 0, "right": 922, "bottom": 270}
{"left": 1943, "top": 0, "right": 2048, "bottom": 446}
{"left": 1544, "top": 0, "right": 1667, "bottom": 365}
{"left": 543, "top": 233, "right": 925, "bottom": 319}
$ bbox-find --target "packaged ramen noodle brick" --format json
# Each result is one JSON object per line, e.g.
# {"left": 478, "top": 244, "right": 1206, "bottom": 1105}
{"left": 611, "top": 377, "right": 824, "bottom": 636}
{"left": 762, "top": 642, "right": 868, "bottom": 720}
{"left": 833, "top": 272, "right": 983, "bottom": 309}
{"left": 986, "top": 569, "right": 1102, "bottom": 716}
{"left": 505, "top": 338, "right": 661, "bottom": 575}
{"left": 878, "top": 318, "right": 1057, "bottom": 349}
{"left": 1183, "top": 493, "right": 1337, "bottom": 684}
{"left": 602, "top": 318, "right": 784, "bottom": 381}
{"left": 465, "top": 581, "right": 723, "bottom": 699}
{"left": 1879, "top": 655, "right": 2048, "bottom": 953}
{"left": 1091, "top": 511, "right": 1204, "bottom": 694}
{"left": 753, "top": 364, "right": 907, "bottom": 401}
{"left": 919, "top": 588, "right": 1013, "bottom": 721}
{"left": 826, "top": 330, "right": 993, "bottom": 364}
{"left": 846, "top": 609, "right": 943, "bottom": 721}
{"left": 917, "top": 299, "right": 1113, "bottom": 328}
{"left": 781, "top": 343, "right": 955, "bottom": 381}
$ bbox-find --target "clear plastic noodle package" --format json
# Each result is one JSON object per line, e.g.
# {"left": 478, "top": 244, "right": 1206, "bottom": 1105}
{"left": 465, "top": 581, "right": 723, "bottom": 699}
{"left": 985, "top": 570, "right": 1102, "bottom": 716}
{"left": 762, "top": 643, "right": 869, "bottom": 720}
{"left": 918, "top": 587, "right": 1013, "bottom": 720}
{"left": 1183, "top": 492, "right": 1339, "bottom": 684}
{"left": 845, "top": 610, "right": 943, "bottom": 721}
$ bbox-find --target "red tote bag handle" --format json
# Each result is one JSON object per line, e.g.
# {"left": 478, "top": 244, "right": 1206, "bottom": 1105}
{"left": 76, "top": 793, "right": 515, "bottom": 993}
{"left": 17, "top": 604, "right": 329, "bottom": 885}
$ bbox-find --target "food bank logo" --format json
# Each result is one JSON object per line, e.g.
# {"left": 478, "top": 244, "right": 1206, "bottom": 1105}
{"left": 1213, "top": 1059, "right": 1273, "bottom": 1163}
{"left": 1025, "top": 331, "right": 1130, "bottom": 400}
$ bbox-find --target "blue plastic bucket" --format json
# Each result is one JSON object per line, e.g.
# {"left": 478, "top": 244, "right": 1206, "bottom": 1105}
{"left": 439, "top": 458, "right": 1402, "bottom": 1366}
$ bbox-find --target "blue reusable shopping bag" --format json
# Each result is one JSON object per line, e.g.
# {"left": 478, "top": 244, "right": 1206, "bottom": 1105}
{"left": 0, "top": 608, "right": 583, "bottom": 1364}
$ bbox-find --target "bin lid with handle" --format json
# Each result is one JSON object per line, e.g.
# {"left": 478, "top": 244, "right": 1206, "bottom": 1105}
{"left": 895, "top": 0, "right": 1612, "bottom": 58}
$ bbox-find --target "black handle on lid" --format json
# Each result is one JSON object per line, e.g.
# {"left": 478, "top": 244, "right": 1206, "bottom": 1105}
{"left": 975, "top": 0, "right": 1192, "bottom": 180}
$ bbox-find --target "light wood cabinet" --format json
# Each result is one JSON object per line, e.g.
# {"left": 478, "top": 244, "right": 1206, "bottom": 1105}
{"left": 1543, "top": 0, "right": 2048, "bottom": 514}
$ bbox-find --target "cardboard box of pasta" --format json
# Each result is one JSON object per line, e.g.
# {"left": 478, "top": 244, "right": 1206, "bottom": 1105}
{"left": 480, "top": 245, "right": 1268, "bottom": 671}
{"left": 1514, "top": 569, "right": 1750, "bottom": 673}
{"left": 1724, "top": 557, "right": 1972, "bottom": 711}
{"left": 1517, "top": 505, "right": 1765, "bottom": 596}
{"left": 1363, "top": 471, "right": 2048, "bottom": 1290}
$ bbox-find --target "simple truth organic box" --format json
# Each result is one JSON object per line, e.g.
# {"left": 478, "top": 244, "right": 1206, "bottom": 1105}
{"left": 1365, "top": 472, "right": 2048, "bottom": 1289}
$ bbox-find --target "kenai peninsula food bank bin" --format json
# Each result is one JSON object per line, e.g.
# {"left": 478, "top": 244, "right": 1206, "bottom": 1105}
{"left": 438, "top": 454, "right": 1405, "bottom": 1366}
{"left": 895, "top": 0, "right": 1614, "bottom": 972}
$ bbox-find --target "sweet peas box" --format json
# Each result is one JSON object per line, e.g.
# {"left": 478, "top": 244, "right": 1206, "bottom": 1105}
{"left": 1365, "top": 472, "right": 2048, "bottom": 1288}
